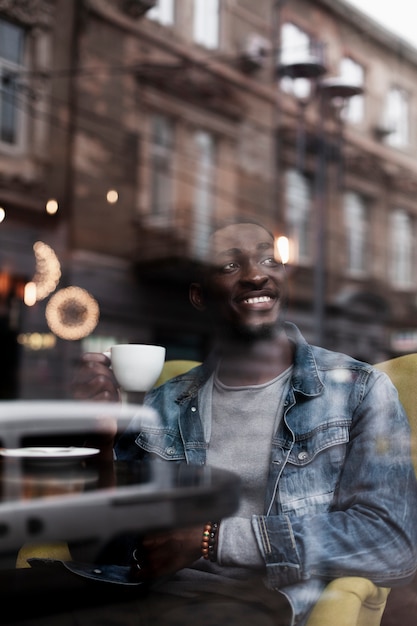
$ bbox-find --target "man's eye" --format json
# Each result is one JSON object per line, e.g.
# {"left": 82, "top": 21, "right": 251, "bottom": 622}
{"left": 262, "top": 257, "right": 280, "bottom": 267}
{"left": 221, "top": 262, "right": 239, "bottom": 272}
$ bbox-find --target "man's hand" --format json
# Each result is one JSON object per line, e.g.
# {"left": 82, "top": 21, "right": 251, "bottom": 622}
{"left": 141, "top": 525, "right": 203, "bottom": 579}
{"left": 71, "top": 352, "right": 120, "bottom": 402}
{"left": 71, "top": 352, "right": 120, "bottom": 459}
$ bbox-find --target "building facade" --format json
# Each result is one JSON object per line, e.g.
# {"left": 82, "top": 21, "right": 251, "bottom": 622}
{"left": 0, "top": 0, "right": 417, "bottom": 398}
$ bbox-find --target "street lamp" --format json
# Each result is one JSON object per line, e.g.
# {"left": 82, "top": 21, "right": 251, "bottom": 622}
{"left": 278, "top": 50, "right": 363, "bottom": 346}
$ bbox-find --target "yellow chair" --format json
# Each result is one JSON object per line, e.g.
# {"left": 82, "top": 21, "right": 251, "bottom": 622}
{"left": 374, "top": 354, "right": 417, "bottom": 473}
{"left": 154, "top": 359, "right": 201, "bottom": 387}
{"left": 306, "top": 577, "right": 389, "bottom": 626}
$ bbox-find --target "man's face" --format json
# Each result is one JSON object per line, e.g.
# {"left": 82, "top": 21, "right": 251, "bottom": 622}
{"left": 191, "top": 223, "right": 287, "bottom": 338}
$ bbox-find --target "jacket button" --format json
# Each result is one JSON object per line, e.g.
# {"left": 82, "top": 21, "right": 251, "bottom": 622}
{"left": 191, "top": 406, "right": 197, "bottom": 412}
{"left": 298, "top": 451, "right": 308, "bottom": 461}
{"left": 166, "top": 447, "right": 175, "bottom": 456}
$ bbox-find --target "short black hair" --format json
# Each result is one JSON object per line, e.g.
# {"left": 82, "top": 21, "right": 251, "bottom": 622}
{"left": 190, "top": 215, "right": 277, "bottom": 283}
{"left": 207, "top": 215, "right": 275, "bottom": 242}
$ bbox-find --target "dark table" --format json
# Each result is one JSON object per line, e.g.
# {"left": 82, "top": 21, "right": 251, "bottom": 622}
{"left": 0, "top": 401, "right": 241, "bottom": 623}
{"left": 0, "top": 457, "right": 240, "bottom": 566}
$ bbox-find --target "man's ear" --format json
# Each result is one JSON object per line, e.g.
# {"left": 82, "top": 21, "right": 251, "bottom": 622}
{"left": 189, "top": 283, "right": 206, "bottom": 311}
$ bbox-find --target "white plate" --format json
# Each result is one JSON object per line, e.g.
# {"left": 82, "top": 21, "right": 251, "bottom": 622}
{"left": 0, "top": 447, "right": 100, "bottom": 461}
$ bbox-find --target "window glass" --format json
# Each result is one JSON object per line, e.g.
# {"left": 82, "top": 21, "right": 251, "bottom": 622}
{"left": 147, "top": 0, "right": 174, "bottom": 26}
{"left": 285, "top": 169, "right": 312, "bottom": 264}
{"left": 390, "top": 209, "right": 414, "bottom": 288}
{"left": 193, "top": 0, "right": 219, "bottom": 49}
{"left": 0, "top": 20, "right": 24, "bottom": 64}
{"left": 192, "top": 130, "right": 215, "bottom": 259}
{"left": 280, "top": 23, "right": 313, "bottom": 100}
{"left": 384, "top": 87, "right": 409, "bottom": 148}
{"left": 340, "top": 57, "right": 364, "bottom": 124}
{"left": 150, "top": 114, "right": 174, "bottom": 220}
{"left": 0, "top": 18, "right": 25, "bottom": 146}
{"left": 280, "top": 23, "right": 311, "bottom": 65}
{"left": 344, "top": 191, "right": 368, "bottom": 275}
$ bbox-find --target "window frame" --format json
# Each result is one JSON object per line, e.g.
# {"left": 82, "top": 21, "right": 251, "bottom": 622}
{"left": 193, "top": 0, "right": 220, "bottom": 50}
{"left": 191, "top": 129, "right": 216, "bottom": 260}
{"left": 148, "top": 113, "right": 175, "bottom": 225}
{"left": 285, "top": 168, "right": 313, "bottom": 265}
{"left": 0, "top": 17, "right": 26, "bottom": 152}
{"left": 340, "top": 57, "right": 365, "bottom": 125}
{"left": 384, "top": 86, "right": 410, "bottom": 148}
{"left": 389, "top": 208, "right": 415, "bottom": 289}
{"left": 343, "top": 191, "right": 369, "bottom": 277}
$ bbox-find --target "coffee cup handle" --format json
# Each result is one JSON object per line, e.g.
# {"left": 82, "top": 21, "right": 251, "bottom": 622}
{"left": 103, "top": 350, "right": 112, "bottom": 366}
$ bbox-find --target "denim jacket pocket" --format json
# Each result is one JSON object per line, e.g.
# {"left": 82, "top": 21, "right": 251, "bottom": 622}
{"left": 135, "top": 428, "right": 186, "bottom": 461}
{"left": 279, "top": 420, "right": 350, "bottom": 516}
{"left": 288, "top": 420, "right": 350, "bottom": 466}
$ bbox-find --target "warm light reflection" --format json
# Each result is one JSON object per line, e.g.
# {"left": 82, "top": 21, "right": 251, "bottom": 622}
{"left": 32, "top": 241, "right": 61, "bottom": 301}
{"left": 17, "top": 333, "right": 56, "bottom": 351}
{"left": 24, "top": 282, "right": 37, "bottom": 306}
{"left": 0, "top": 271, "right": 11, "bottom": 299}
{"left": 46, "top": 199, "right": 59, "bottom": 215}
{"left": 45, "top": 286, "right": 100, "bottom": 340}
{"left": 0, "top": 207, "right": 5, "bottom": 223}
{"left": 106, "top": 189, "right": 119, "bottom": 204}
{"left": 276, "top": 236, "right": 290, "bottom": 265}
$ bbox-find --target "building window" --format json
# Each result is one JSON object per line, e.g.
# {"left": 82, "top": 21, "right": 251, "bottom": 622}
{"left": 285, "top": 169, "right": 312, "bottom": 264}
{"left": 193, "top": 0, "right": 219, "bottom": 49}
{"left": 390, "top": 209, "right": 414, "bottom": 288}
{"left": 344, "top": 191, "right": 368, "bottom": 275}
{"left": 149, "top": 114, "right": 174, "bottom": 221}
{"left": 384, "top": 87, "right": 409, "bottom": 148}
{"left": 0, "top": 18, "right": 25, "bottom": 147}
{"left": 280, "top": 23, "right": 314, "bottom": 100}
{"left": 281, "top": 23, "right": 311, "bottom": 65}
{"left": 340, "top": 57, "right": 364, "bottom": 124}
{"left": 146, "top": 0, "right": 174, "bottom": 26}
{"left": 191, "top": 130, "right": 216, "bottom": 259}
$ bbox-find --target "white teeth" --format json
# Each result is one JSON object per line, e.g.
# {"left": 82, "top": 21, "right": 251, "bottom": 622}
{"left": 244, "top": 296, "right": 272, "bottom": 304}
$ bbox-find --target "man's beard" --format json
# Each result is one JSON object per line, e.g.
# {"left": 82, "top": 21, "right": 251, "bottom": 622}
{"left": 232, "top": 321, "right": 277, "bottom": 340}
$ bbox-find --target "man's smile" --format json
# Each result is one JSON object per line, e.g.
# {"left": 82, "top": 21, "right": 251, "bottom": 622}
{"left": 243, "top": 295, "right": 274, "bottom": 305}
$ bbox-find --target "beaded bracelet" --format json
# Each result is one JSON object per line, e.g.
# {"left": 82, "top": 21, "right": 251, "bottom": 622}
{"left": 201, "top": 521, "right": 219, "bottom": 562}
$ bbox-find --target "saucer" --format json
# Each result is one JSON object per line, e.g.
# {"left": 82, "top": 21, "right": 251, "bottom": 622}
{"left": 0, "top": 446, "right": 100, "bottom": 465}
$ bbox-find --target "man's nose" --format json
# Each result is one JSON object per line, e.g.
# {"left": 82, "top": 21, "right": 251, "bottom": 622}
{"left": 240, "top": 261, "right": 269, "bottom": 285}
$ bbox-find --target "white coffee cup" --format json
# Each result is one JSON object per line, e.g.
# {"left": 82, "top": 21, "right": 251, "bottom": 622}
{"left": 104, "top": 344, "right": 166, "bottom": 392}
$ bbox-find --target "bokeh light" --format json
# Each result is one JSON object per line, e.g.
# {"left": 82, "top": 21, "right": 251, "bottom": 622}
{"left": 106, "top": 189, "right": 119, "bottom": 204}
{"left": 276, "top": 236, "right": 290, "bottom": 265}
{"left": 46, "top": 199, "right": 59, "bottom": 215}
{"left": 24, "top": 282, "right": 37, "bottom": 306}
{"left": 45, "top": 286, "right": 100, "bottom": 340}
{"left": 0, "top": 207, "right": 5, "bottom": 223}
{"left": 17, "top": 333, "right": 56, "bottom": 351}
{"left": 32, "top": 241, "right": 61, "bottom": 301}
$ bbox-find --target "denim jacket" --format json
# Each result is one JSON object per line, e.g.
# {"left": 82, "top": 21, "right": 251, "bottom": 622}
{"left": 115, "top": 323, "right": 417, "bottom": 624}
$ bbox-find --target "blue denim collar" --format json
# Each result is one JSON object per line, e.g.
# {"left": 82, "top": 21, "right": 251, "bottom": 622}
{"left": 174, "top": 322, "right": 324, "bottom": 404}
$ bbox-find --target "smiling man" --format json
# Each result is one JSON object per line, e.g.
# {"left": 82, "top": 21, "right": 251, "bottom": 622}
{"left": 73, "top": 218, "right": 417, "bottom": 626}
{"left": 193, "top": 221, "right": 287, "bottom": 338}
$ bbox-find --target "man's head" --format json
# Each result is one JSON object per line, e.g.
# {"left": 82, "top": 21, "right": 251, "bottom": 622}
{"left": 189, "top": 220, "right": 288, "bottom": 339}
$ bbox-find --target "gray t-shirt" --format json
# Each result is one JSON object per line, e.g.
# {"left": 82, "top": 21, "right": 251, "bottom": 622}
{"left": 200, "top": 365, "right": 292, "bottom": 569}
{"left": 157, "top": 364, "right": 293, "bottom": 594}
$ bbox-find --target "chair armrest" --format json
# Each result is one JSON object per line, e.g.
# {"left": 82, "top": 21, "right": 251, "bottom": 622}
{"left": 306, "top": 577, "right": 390, "bottom": 626}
